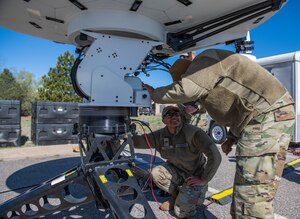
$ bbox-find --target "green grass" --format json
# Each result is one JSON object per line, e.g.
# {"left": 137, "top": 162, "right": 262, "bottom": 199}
{"left": 132, "top": 115, "right": 165, "bottom": 134}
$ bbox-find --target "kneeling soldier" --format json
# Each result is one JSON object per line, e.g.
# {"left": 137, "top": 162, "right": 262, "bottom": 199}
{"left": 133, "top": 106, "right": 221, "bottom": 218}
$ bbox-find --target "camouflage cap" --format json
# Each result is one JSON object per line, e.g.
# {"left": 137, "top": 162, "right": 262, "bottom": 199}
{"left": 162, "top": 106, "right": 180, "bottom": 118}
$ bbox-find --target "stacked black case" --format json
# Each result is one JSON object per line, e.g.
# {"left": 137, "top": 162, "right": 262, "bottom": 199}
{"left": 31, "top": 102, "right": 79, "bottom": 146}
{"left": 0, "top": 100, "right": 21, "bottom": 146}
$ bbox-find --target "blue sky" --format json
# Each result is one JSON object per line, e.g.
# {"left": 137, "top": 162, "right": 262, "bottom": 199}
{"left": 0, "top": 0, "right": 299, "bottom": 88}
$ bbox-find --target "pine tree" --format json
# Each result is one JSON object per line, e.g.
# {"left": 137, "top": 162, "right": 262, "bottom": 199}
{"left": 37, "top": 51, "right": 82, "bottom": 102}
{"left": 0, "top": 69, "right": 23, "bottom": 100}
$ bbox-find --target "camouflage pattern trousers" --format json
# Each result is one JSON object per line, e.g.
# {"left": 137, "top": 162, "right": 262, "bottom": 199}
{"left": 152, "top": 163, "right": 207, "bottom": 218}
{"left": 232, "top": 104, "right": 295, "bottom": 219}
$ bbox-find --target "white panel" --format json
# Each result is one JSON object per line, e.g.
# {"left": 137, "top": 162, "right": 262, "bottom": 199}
{"left": 76, "top": 33, "right": 160, "bottom": 106}
{"left": 90, "top": 67, "right": 133, "bottom": 106}
{"left": 258, "top": 52, "right": 300, "bottom": 143}
{"left": 67, "top": 9, "right": 165, "bottom": 42}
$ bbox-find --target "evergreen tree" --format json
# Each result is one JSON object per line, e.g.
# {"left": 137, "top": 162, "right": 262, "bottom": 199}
{"left": 37, "top": 51, "right": 82, "bottom": 102}
{"left": 0, "top": 69, "right": 23, "bottom": 100}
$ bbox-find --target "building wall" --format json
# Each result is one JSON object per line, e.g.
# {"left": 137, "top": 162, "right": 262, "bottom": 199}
{"left": 154, "top": 103, "right": 177, "bottom": 115}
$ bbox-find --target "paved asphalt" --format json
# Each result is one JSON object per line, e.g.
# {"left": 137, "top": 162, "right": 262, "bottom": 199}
{"left": 0, "top": 144, "right": 299, "bottom": 219}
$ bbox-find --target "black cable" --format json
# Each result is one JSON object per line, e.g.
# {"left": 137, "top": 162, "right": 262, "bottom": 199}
{"left": 70, "top": 46, "right": 90, "bottom": 100}
{"left": 131, "top": 118, "right": 160, "bottom": 192}
{"left": 0, "top": 184, "right": 39, "bottom": 195}
{"left": 131, "top": 119, "right": 157, "bottom": 164}
{"left": 136, "top": 53, "right": 172, "bottom": 76}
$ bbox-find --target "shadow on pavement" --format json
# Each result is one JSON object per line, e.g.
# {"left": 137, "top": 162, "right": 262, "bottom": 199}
{"left": 20, "top": 136, "right": 29, "bottom": 146}
{"left": 5, "top": 157, "right": 81, "bottom": 194}
{"left": 282, "top": 169, "right": 300, "bottom": 185}
{"left": 4, "top": 153, "right": 165, "bottom": 194}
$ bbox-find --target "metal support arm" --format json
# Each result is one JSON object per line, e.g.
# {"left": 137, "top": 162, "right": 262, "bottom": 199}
{"left": 167, "top": 0, "right": 286, "bottom": 51}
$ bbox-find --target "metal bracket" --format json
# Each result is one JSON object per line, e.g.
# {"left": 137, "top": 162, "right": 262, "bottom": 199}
{"left": 167, "top": 0, "right": 286, "bottom": 51}
{"left": 0, "top": 167, "right": 95, "bottom": 219}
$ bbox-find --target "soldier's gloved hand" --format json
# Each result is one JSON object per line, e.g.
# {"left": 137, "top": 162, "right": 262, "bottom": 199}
{"left": 221, "top": 138, "right": 234, "bottom": 155}
{"left": 185, "top": 176, "right": 207, "bottom": 186}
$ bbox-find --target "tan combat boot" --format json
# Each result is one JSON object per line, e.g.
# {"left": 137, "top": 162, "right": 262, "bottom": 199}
{"left": 160, "top": 191, "right": 178, "bottom": 211}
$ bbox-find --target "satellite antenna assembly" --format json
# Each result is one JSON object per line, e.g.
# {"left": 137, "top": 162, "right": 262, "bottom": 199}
{"left": 0, "top": 0, "right": 287, "bottom": 218}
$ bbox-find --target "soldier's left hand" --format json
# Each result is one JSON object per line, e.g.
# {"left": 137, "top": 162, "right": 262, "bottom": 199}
{"left": 186, "top": 176, "right": 207, "bottom": 186}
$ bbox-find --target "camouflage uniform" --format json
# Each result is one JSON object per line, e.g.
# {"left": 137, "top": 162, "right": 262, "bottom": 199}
{"left": 232, "top": 97, "right": 295, "bottom": 219}
{"left": 133, "top": 122, "right": 221, "bottom": 218}
{"left": 150, "top": 49, "right": 296, "bottom": 218}
{"left": 152, "top": 164, "right": 208, "bottom": 218}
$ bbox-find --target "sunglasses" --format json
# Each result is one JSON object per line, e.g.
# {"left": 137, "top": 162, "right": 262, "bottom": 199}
{"left": 164, "top": 111, "right": 180, "bottom": 118}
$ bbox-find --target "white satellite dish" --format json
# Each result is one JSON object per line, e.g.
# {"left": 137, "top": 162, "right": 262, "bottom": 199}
{"left": 0, "top": 0, "right": 287, "bottom": 55}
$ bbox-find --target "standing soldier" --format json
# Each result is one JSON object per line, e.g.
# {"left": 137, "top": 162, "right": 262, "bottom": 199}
{"left": 144, "top": 49, "right": 295, "bottom": 218}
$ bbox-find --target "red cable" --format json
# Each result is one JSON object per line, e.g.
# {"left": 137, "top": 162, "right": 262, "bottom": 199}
{"left": 139, "top": 125, "right": 176, "bottom": 219}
